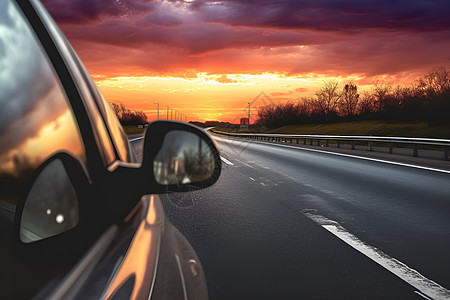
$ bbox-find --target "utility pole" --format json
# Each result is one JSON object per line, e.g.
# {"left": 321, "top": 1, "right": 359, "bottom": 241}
{"left": 154, "top": 102, "right": 159, "bottom": 120}
{"left": 166, "top": 106, "right": 169, "bottom": 120}
{"left": 248, "top": 102, "right": 251, "bottom": 126}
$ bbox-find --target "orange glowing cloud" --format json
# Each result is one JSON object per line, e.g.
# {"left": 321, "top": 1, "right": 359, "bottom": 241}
{"left": 42, "top": 0, "right": 450, "bottom": 122}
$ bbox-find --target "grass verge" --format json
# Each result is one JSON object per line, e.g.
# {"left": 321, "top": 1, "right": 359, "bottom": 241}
{"left": 214, "top": 121, "right": 450, "bottom": 138}
{"left": 122, "top": 125, "right": 145, "bottom": 135}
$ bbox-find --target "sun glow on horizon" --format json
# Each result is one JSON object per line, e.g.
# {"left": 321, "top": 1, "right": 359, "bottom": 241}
{"left": 95, "top": 71, "right": 423, "bottom": 123}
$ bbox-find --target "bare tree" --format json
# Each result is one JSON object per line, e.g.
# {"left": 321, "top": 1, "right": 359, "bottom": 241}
{"left": 111, "top": 102, "right": 128, "bottom": 119}
{"left": 340, "top": 81, "right": 359, "bottom": 116}
{"left": 417, "top": 67, "right": 450, "bottom": 97}
{"left": 357, "top": 92, "right": 376, "bottom": 114}
{"left": 372, "top": 81, "right": 392, "bottom": 112}
{"left": 111, "top": 102, "right": 147, "bottom": 125}
{"left": 313, "top": 79, "right": 341, "bottom": 115}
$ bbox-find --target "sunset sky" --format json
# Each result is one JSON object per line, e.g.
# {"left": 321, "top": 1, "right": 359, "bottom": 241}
{"left": 42, "top": 0, "right": 450, "bottom": 123}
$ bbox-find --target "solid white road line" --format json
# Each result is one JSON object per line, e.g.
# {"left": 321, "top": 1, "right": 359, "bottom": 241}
{"left": 220, "top": 156, "right": 234, "bottom": 165}
{"left": 129, "top": 136, "right": 144, "bottom": 143}
{"left": 234, "top": 158, "right": 255, "bottom": 169}
{"left": 213, "top": 136, "right": 450, "bottom": 175}
{"left": 304, "top": 212, "right": 450, "bottom": 300}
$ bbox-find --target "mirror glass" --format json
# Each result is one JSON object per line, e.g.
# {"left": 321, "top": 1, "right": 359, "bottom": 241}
{"left": 20, "top": 159, "right": 79, "bottom": 243}
{"left": 153, "top": 130, "right": 215, "bottom": 185}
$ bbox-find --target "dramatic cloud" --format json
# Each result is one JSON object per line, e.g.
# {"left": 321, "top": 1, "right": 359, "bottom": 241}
{"left": 42, "top": 0, "right": 156, "bottom": 24}
{"left": 43, "top": 0, "right": 450, "bottom": 79}
{"left": 194, "top": 0, "right": 450, "bottom": 33}
{"left": 41, "top": 0, "right": 450, "bottom": 121}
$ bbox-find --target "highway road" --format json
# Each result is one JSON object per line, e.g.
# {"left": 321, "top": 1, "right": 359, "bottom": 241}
{"left": 130, "top": 133, "right": 450, "bottom": 300}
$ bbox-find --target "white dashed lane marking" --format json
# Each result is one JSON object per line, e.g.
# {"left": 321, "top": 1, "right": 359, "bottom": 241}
{"left": 220, "top": 156, "right": 234, "bottom": 166}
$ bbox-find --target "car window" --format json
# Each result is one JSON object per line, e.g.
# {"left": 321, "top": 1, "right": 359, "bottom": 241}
{"left": 48, "top": 30, "right": 133, "bottom": 163}
{"left": 95, "top": 92, "right": 134, "bottom": 162}
{"left": 0, "top": 0, "right": 86, "bottom": 213}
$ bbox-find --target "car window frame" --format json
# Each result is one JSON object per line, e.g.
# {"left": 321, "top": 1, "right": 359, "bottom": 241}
{"left": 16, "top": 0, "right": 120, "bottom": 177}
{"left": 27, "top": 0, "right": 137, "bottom": 166}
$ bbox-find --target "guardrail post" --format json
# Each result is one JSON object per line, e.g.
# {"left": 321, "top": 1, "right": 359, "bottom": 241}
{"left": 304, "top": 138, "right": 306, "bottom": 145}
{"left": 389, "top": 143, "right": 393, "bottom": 154}
{"left": 368, "top": 141, "right": 373, "bottom": 151}
{"left": 296, "top": 139, "right": 299, "bottom": 144}
{"left": 413, "top": 145, "right": 418, "bottom": 157}
{"left": 326, "top": 140, "right": 329, "bottom": 147}
{"left": 445, "top": 147, "right": 449, "bottom": 160}
{"left": 337, "top": 140, "right": 340, "bottom": 148}
{"left": 351, "top": 141, "right": 355, "bottom": 150}
{"left": 310, "top": 139, "right": 313, "bottom": 146}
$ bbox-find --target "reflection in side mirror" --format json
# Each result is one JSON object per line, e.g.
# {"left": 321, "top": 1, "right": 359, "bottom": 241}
{"left": 20, "top": 159, "right": 79, "bottom": 243}
{"left": 154, "top": 130, "right": 215, "bottom": 185}
{"left": 138, "top": 120, "right": 221, "bottom": 193}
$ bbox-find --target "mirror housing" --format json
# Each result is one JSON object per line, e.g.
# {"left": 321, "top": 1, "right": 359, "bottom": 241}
{"left": 140, "top": 121, "right": 221, "bottom": 193}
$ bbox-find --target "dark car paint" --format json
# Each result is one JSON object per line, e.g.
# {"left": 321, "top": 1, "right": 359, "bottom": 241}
{"left": 35, "top": 195, "right": 207, "bottom": 300}
{"left": 8, "top": 1, "right": 209, "bottom": 299}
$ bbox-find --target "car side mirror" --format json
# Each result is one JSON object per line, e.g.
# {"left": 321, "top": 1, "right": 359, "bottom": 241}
{"left": 140, "top": 121, "right": 221, "bottom": 193}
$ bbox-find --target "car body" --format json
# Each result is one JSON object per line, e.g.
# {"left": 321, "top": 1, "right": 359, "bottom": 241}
{"left": 0, "top": 0, "right": 221, "bottom": 299}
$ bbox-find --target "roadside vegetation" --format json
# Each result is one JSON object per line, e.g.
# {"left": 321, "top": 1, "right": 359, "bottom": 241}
{"left": 111, "top": 102, "right": 147, "bottom": 126}
{"left": 121, "top": 125, "right": 145, "bottom": 135}
{"left": 256, "top": 68, "right": 450, "bottom": 132}
{"left": 110, "top": 102, "right": 147, "bottom": 135}
{"left": 266, "top": 121, "right": 450, "bottom": 138}
{"left": 214, "top": 67, "right": 450, "bottom": 138}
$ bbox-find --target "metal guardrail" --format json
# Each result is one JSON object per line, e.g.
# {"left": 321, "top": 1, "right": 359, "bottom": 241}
{"left": 210, "top": 129, "right": 450, "bottom": 161}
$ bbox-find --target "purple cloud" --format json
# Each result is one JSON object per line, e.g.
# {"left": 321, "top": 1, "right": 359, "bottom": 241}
{"left": 42, "top": 0, "right": 156, "bottom": 23}
{"left": 193, "top": 0, "right": 450, "bottom": 33}
{"left": 41, "top": 0, "right": 450, "bottom": 79}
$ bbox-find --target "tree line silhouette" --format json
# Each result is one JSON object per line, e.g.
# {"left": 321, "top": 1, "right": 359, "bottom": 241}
{"left": 111, "top": 102, "right": 147, "bottom": 125}
{"left": 257, "top": 67, "right": 450, "bottom": 128}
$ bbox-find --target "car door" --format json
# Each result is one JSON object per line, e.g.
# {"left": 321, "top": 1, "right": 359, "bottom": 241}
{"left": 0, "top": 0, "right": 93, "bottom": 298}
{"left": 2, "top": 1, "right": 212, "bottom": 299}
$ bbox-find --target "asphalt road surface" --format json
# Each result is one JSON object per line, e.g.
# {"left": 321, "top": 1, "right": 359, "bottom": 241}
{"left": 130, "top": 133, "right": 450, "bottom": 300}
